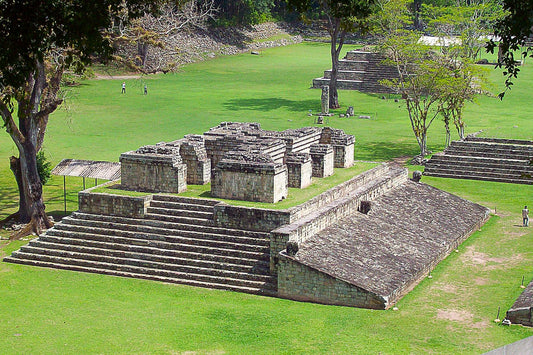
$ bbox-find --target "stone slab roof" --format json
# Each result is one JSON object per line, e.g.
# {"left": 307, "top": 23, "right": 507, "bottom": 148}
{"left": 509, "top": 280, "right": 533, "bottom": 310}
{"left": 294, "top": 181, "right": 490, "bottom": 298}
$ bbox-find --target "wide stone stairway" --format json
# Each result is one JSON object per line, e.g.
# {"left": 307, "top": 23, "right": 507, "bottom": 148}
{"left": 4, "top": 195, "right": 277, "bottom": 296}
{"left": 424, "top": 137, "right": 533, "bottom": 184}
{"left": 312, "top": 50, "right": 399, "bottom": 93}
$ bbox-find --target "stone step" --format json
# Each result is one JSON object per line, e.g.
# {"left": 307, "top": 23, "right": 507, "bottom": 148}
{"left": 55, "top": 219, "right": 270, "bottom": 247}
{"left": 323, "top": 69, "right": 366, "bottom": 80}
{"left": 47, "top": 227, "right": 270, "bottom": 254}
{"left": 427, "top": 154, "right": 530, "bottom": 168}
{"left": 444, "top": 148, "right": 532, "bottom": 161}
{"left": 60, "top": 217, "right": 270, "bottom": 246}
{"left": 146, "top": 206, "right": 213, "bottom": 220}
{"left": 145, "top": 212, "right": 213, "bottom": 226}
{"left": 312, "top": 78, "right": 363, "bottom": 90}
{"left": 3, "top": 255, "right": 277, "bottom": 296}
{"left": 425, "top": 160, "right": 532, "bottom": 173}
{"left": 18, "top": 244, "right": 271, "bottom": 282}
{"left": 344, "top": 51, "right": 373, "bottom": 61}
{"left": 31, "top": 236, "right": 269, "bottom": 267}
{"left": 423, "top": 166, "right": 532, "bottom": 181}
{"left": 448, "top": 142, "right": 533, "bottom": 157}
{"left": 338, "top": 60, "right": 368, "bottom": 71}
{"left": 40, "top": 233, "right": 269, "bottom": 263}
{"left": 151, "top": 194, "right": 220, "bottom": 206}
{"left": 71, "top": 212, "right": 268, "bottom": 238}
{"left": 465, "top": 137, "right": 533, "bottom": 146}
{"left": 148, "top": 199, "right": 214, "bottom": 213}
{"left": 423, "top": 171, "right": 533, "bottom": 184}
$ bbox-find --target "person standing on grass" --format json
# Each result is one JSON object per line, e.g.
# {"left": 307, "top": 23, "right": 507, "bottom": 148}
{"left": 144, "top": 84, "right": 148, "bottom": 95}
{"left": 523, "top": 206, "right": 529, "bottom": 227}
{"left": 121, "top": 81, "right": 126, "bottom": 94}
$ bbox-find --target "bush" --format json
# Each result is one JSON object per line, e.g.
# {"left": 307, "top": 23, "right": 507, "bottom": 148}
{"left": 37, "top": 151, "right": 52, "bottom": 185}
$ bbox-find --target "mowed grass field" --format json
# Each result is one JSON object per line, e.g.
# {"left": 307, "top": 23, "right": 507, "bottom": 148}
{"left": 0, "top": 42, "right": 532, "bottom": 354}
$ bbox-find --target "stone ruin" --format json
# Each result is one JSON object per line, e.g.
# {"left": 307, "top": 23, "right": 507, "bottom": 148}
{"left": 4, "top": 122, "right": 491, "bottom": 310}
{"left": 120, "top": 122, "right": 355, "bottom": 203}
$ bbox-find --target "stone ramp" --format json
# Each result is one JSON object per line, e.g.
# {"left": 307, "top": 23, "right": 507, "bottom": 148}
{"left": 4, "top": 195, "right": 277, "bottom": 296}
{"left": 506, "top": 280, "right": 533, "bottom": 326}
{"left": 279, "top": 181, "right": 490, "bottom": 309}
{"left": 424, "top": 137, "right": 533, "bottom": 185}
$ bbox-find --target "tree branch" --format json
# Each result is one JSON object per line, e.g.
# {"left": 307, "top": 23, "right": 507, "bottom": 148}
{"left": 0, "top": 99, "right": 25, "bottom": 145}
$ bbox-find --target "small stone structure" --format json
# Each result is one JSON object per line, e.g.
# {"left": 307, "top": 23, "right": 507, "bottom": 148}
{"left": 321, "top": 86, "right": 329, "bottom": 114}
{"left": 120, "top": 122, "right": 355, "bottom": 203}
{"left": 506, "top": 280, "right": 533, "bottom": 326}
{"left": 120, "top": 144, "right": 187, "bottom": 193}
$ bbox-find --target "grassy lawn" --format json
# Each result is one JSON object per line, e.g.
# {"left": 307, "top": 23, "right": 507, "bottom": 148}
{"left": 0, "top": 42, "right": 532, "bottom": 354}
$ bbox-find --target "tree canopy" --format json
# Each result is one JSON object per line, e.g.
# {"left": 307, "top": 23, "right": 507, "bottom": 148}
{"left": 0, "top": 0, "right": 161, "bottom": 237}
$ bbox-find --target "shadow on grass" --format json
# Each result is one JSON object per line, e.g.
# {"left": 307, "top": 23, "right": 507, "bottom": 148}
{"left": 355, "top": 141, "right": 422, "bottom": 162}
{"left": 224, "top": 98, "right": 319, "bottom": 112}
{"left": 0, "top": 184, "right": 19, "bottom": 221}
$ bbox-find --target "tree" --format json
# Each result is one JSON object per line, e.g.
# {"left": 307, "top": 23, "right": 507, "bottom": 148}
{"left": 114, "top": 1, "right": 218, "bottom": 73}
{"left": 286, "top": 0, "right": 377, "bottom": 109}
{"left": 422, "top": 0, "right": 505, "bottom": 61}
{"left": 0, "top": 0, "right": 160, "bottom": 238}
{"left": 487, "top": 1, "right": 533, "bottom": 97}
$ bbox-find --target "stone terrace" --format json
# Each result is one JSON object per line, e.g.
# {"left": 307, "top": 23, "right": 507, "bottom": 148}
{"left": 312, "top": 50, "right": 399, "bottom": 93}
{"left": 278, "top": 180, "right": 490, "bottom": 309}
{"left": 424, "top": 137, "right": 533, "bottom": 185}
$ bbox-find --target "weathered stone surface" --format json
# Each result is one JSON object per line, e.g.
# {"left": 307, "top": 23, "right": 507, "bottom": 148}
{"left": 119, "top": 150, "right": 187, "bottom": 194}
{"left": 278, "top": 180, "right": 490, "bottom": 309}
{"left": 286, "top": 153, "right": 312, "bottom": 188}
{"left": 507, "top": 280, "right": 533, "bottom": 326}
{"left": 211, "top": 152, "right": 288, "bottom": 203}
{"left": 310, "top": 144, "right": 334, "bottom": 177}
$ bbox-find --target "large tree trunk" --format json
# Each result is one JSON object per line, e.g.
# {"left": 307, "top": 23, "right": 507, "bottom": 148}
{"left": 12, "top": 140, "right": 53, "bottom": 238}
{"left": 327, "top": 18, "right": 344, "bottom": 110}
{"left": 10, "top": 140, "right": 53, "bottom": 239}
{"left": 9, "top": 156, "right": 29, "bottom": 222}
{"left": 329, "top": 46, "right": 340, "bottom": 109}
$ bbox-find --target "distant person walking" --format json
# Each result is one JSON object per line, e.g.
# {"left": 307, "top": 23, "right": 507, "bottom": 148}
{"left": 523, "top": 206, "right": 529, "bottom": 227}
{"left": 144, "top": 84, "right": 148, "bottom": 95}
{"left": 121, "top": 81, "right": 126, "bottom": 94}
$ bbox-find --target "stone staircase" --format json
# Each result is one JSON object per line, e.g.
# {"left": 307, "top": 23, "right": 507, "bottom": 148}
{"left": 424, "top": 138, "right": 533, "bottom": 184}
{"left": 4, "top": 195, "right": 277, "bottom": 296}
{"left": 312, "top": 50, "right": 399, "bottom": 93}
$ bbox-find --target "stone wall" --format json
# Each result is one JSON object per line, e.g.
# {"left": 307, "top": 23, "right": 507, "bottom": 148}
{"left": 278, "top": 252, "right": 387, "bottom": 309}
{"left": 211, "top": 152, "right": 288, "bottom": 203}
{"left": 79, "top": 188, "right": 152, "bottom": 218}
{"left": 120, "top": 145, "right": 187, "bottom": 193}
{"left": 320, "top": 127, "right": 355, "bottom": 168}
{"left": 213, "top": 204, "right": 292, "bottom": 232}
{"left": 310, "top": 144, "right": 334, "bottom": 178}
{"left": 176, "top": 135, "right": 211, "bottom": 185}
{"left": 286, "top": 153, "right": 312, "bottom": 188}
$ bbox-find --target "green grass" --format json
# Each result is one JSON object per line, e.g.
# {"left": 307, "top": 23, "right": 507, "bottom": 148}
{"left": 1, "top": 42, "right": 533, "bottom": 354}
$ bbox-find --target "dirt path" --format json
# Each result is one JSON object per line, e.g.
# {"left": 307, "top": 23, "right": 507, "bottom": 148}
{"left": 93, "top": 73, "right": 142, "bottom": 80}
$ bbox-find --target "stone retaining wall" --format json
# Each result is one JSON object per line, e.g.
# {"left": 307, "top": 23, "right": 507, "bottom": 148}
{"left": 79, "top": 185, "right": 152, "bottom": 218}
{"left": 278, "top": 252, "right": 386, "bottom": 309}
{"left": 213, "top": 204, "right": 291, "bottom": 232}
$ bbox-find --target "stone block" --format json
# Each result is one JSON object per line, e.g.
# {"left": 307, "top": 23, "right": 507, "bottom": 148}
{"left": 310, "top": 144, "right": 334, "bottom": 178}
